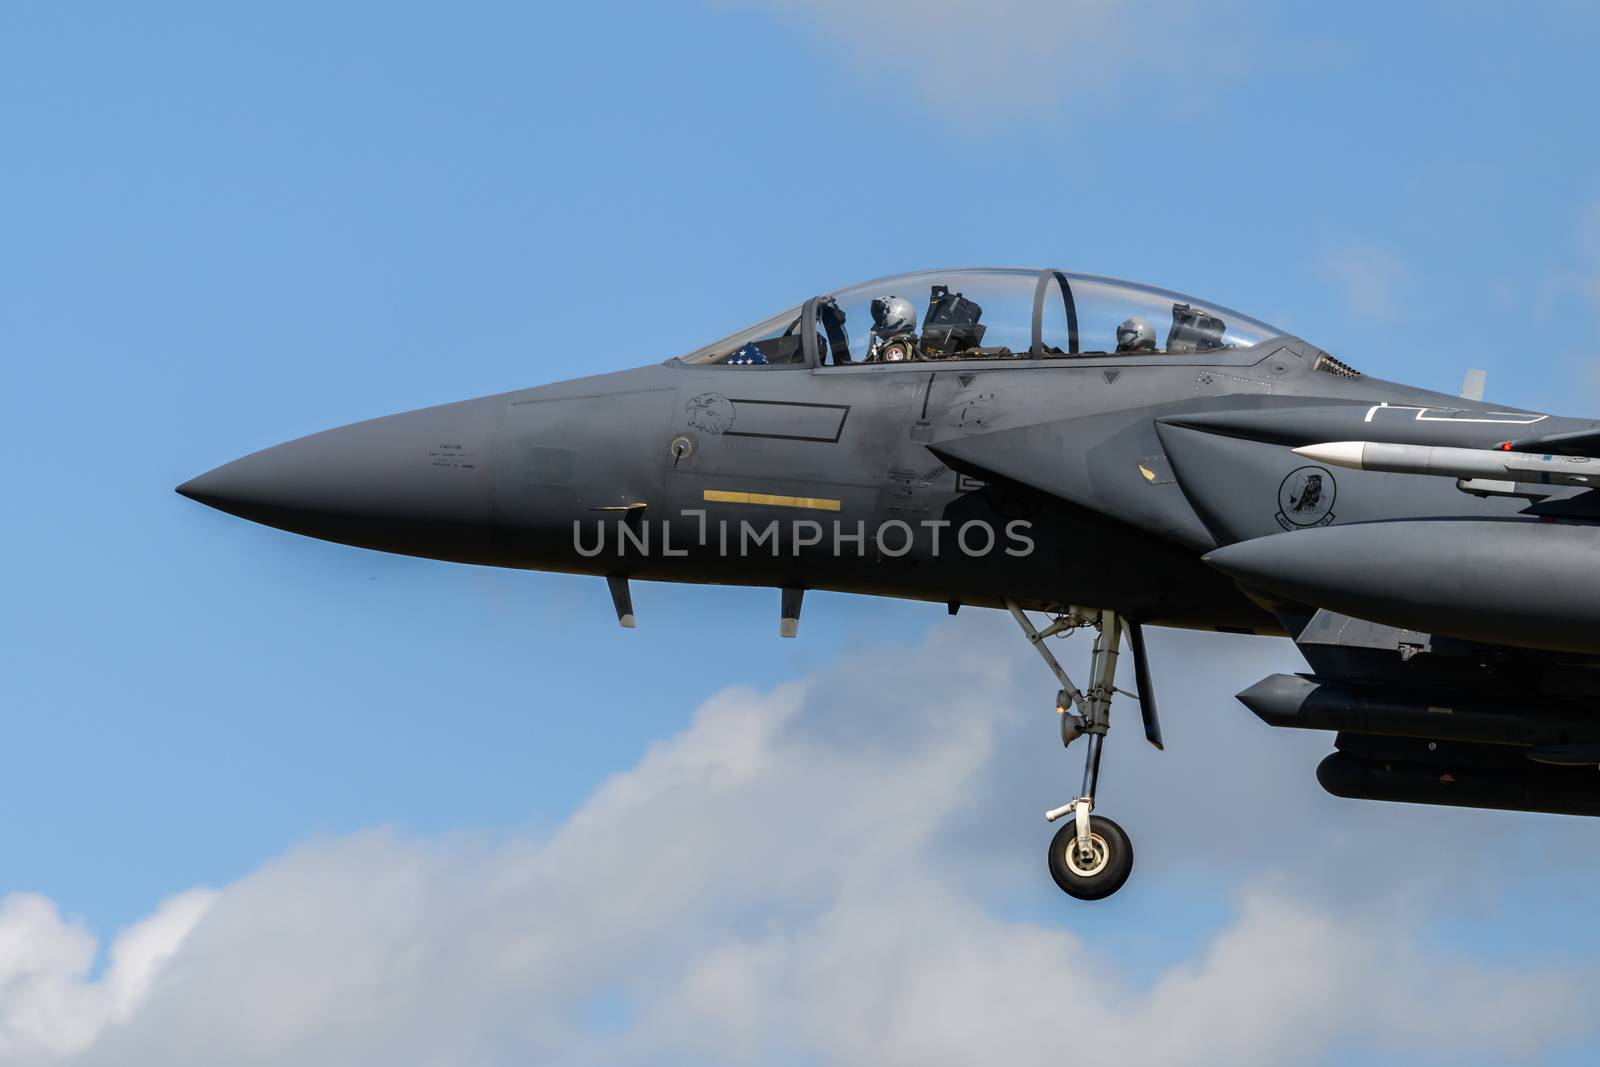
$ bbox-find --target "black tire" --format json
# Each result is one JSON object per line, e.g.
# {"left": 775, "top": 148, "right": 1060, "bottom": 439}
{"left": 1047, "top": 815, "right": 1134, "bottom": 900}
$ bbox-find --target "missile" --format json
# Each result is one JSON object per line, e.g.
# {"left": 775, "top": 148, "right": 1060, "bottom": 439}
{"left": 1237, "top": 674, "right": 1600, "bottom": 748}
{"left": 1317, "top": 751, "right": 1600, "bottom": 818}
{"left": 1292, "top": 440, "right": 1600, "bottom": 487}
{"left": 1203, "top": 520, "right": 1600, "bottom": 655}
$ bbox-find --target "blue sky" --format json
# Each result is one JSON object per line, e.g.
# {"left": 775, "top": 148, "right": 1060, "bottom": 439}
{"left": 2, "top": 2, "right": 1600, "bottom": 1063}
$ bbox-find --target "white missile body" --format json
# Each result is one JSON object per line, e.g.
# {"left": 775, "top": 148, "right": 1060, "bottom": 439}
{"left": 1292, "top": 441, "right": 1600, "bottom": 488}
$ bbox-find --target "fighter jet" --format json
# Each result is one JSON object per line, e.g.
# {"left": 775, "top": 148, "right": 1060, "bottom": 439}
{"left": 177, "top": 267, "right": 1600, "bottom": 901}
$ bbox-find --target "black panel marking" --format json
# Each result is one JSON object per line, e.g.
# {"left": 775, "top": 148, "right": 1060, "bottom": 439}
{"left": 723, "top": 399, "right": 851, "bottom": 443}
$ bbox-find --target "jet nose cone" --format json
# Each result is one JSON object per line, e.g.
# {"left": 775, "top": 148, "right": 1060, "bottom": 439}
{"left": 175, "top": 469, "right": 236, "bottom": 506}
{"left": 174, "top": 475, "right": 208, "bottom": 503}
{"left": 177, "top": 397, "right": 503, "bottom": 564}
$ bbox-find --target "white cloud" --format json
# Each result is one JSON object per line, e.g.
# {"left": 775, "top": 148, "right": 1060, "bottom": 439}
{"left": 0, "top": 621, "right": 1592, "bottom": 1065}
{"left": 0, "top": 890, "right": 213, "bottom": 1062}
{"left": 1320, "top": 243, "right": 1408, "bottom": 321}
{"left": 743, "top": 0, "right": 1250, "bottom": 113}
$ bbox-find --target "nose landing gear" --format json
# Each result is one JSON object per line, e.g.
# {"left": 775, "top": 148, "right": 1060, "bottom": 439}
{"left": 1007, "top": 601, "right": 1159, "bottom": 901}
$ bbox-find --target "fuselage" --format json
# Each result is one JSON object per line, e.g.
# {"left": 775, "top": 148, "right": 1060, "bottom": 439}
{"left": 177, "top": 267, "right": 1594, "bottom": 640}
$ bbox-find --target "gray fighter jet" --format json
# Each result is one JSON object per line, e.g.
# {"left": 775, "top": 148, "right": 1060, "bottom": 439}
{"left": 178, "top": 267, "right": 1600, "bottom": 900}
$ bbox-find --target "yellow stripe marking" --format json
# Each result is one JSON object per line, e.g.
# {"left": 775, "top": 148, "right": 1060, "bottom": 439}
{"left": 703, "top": 489, "right": 841, "bottom": 512}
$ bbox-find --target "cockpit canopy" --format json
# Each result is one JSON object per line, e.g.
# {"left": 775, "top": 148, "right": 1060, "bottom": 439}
{"left": 678, "top": 268, "right": 1288, "bottom": 366}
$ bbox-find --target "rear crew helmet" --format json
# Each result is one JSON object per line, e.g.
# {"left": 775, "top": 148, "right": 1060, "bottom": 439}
{"left": 1116, "top": 316, "right": 1157, "bottom": 352}
{"left": 870, "top": 295, "right": 917, "bottom": 337}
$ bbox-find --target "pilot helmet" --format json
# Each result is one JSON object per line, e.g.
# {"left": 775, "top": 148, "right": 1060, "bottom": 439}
{"left": 1116, "top": 316, "right": 1157, "bottom": 352}
{"left": 870, "top": 295, "right": 917, "bottom": 337}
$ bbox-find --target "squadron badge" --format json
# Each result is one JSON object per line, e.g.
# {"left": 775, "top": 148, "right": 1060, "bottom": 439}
{"left": 685, "top": 393, "right": 735, "bottom": 435}
{"left": 1276, "top": 465, "right": 1337, "bottom": 530}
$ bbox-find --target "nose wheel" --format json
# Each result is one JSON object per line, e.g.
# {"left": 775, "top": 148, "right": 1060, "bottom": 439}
{"left": 1007, "top": 601, "right": 1160, "bottom": 902}
{"left": 1048, "top": 814, "right": 1133, "bottom": 899}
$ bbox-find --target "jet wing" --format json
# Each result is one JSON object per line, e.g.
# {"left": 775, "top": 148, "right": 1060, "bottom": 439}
{"left": 1146, "top": 397, "right": 1600, "bottom": 816}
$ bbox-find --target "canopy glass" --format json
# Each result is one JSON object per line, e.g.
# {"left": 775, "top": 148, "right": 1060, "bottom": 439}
{"left": 678, "top": 269, "right": 1286, "bottom": 366}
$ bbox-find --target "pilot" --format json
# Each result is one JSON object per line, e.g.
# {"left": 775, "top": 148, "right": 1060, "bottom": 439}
{"left": 1115, "top": 316, "right": 1158, "bottom": 354}
{"left": 868, "top": 295, "right": 919, "bottom": 362}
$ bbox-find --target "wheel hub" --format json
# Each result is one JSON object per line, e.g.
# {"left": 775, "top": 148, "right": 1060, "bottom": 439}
{"left": 1064, "top": 832, "right": 1109, "bottom": 876}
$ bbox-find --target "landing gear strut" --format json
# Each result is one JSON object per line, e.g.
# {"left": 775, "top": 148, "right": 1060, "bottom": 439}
{"left": 1007, "top": 601, "right": 1159, "bottom": 900}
